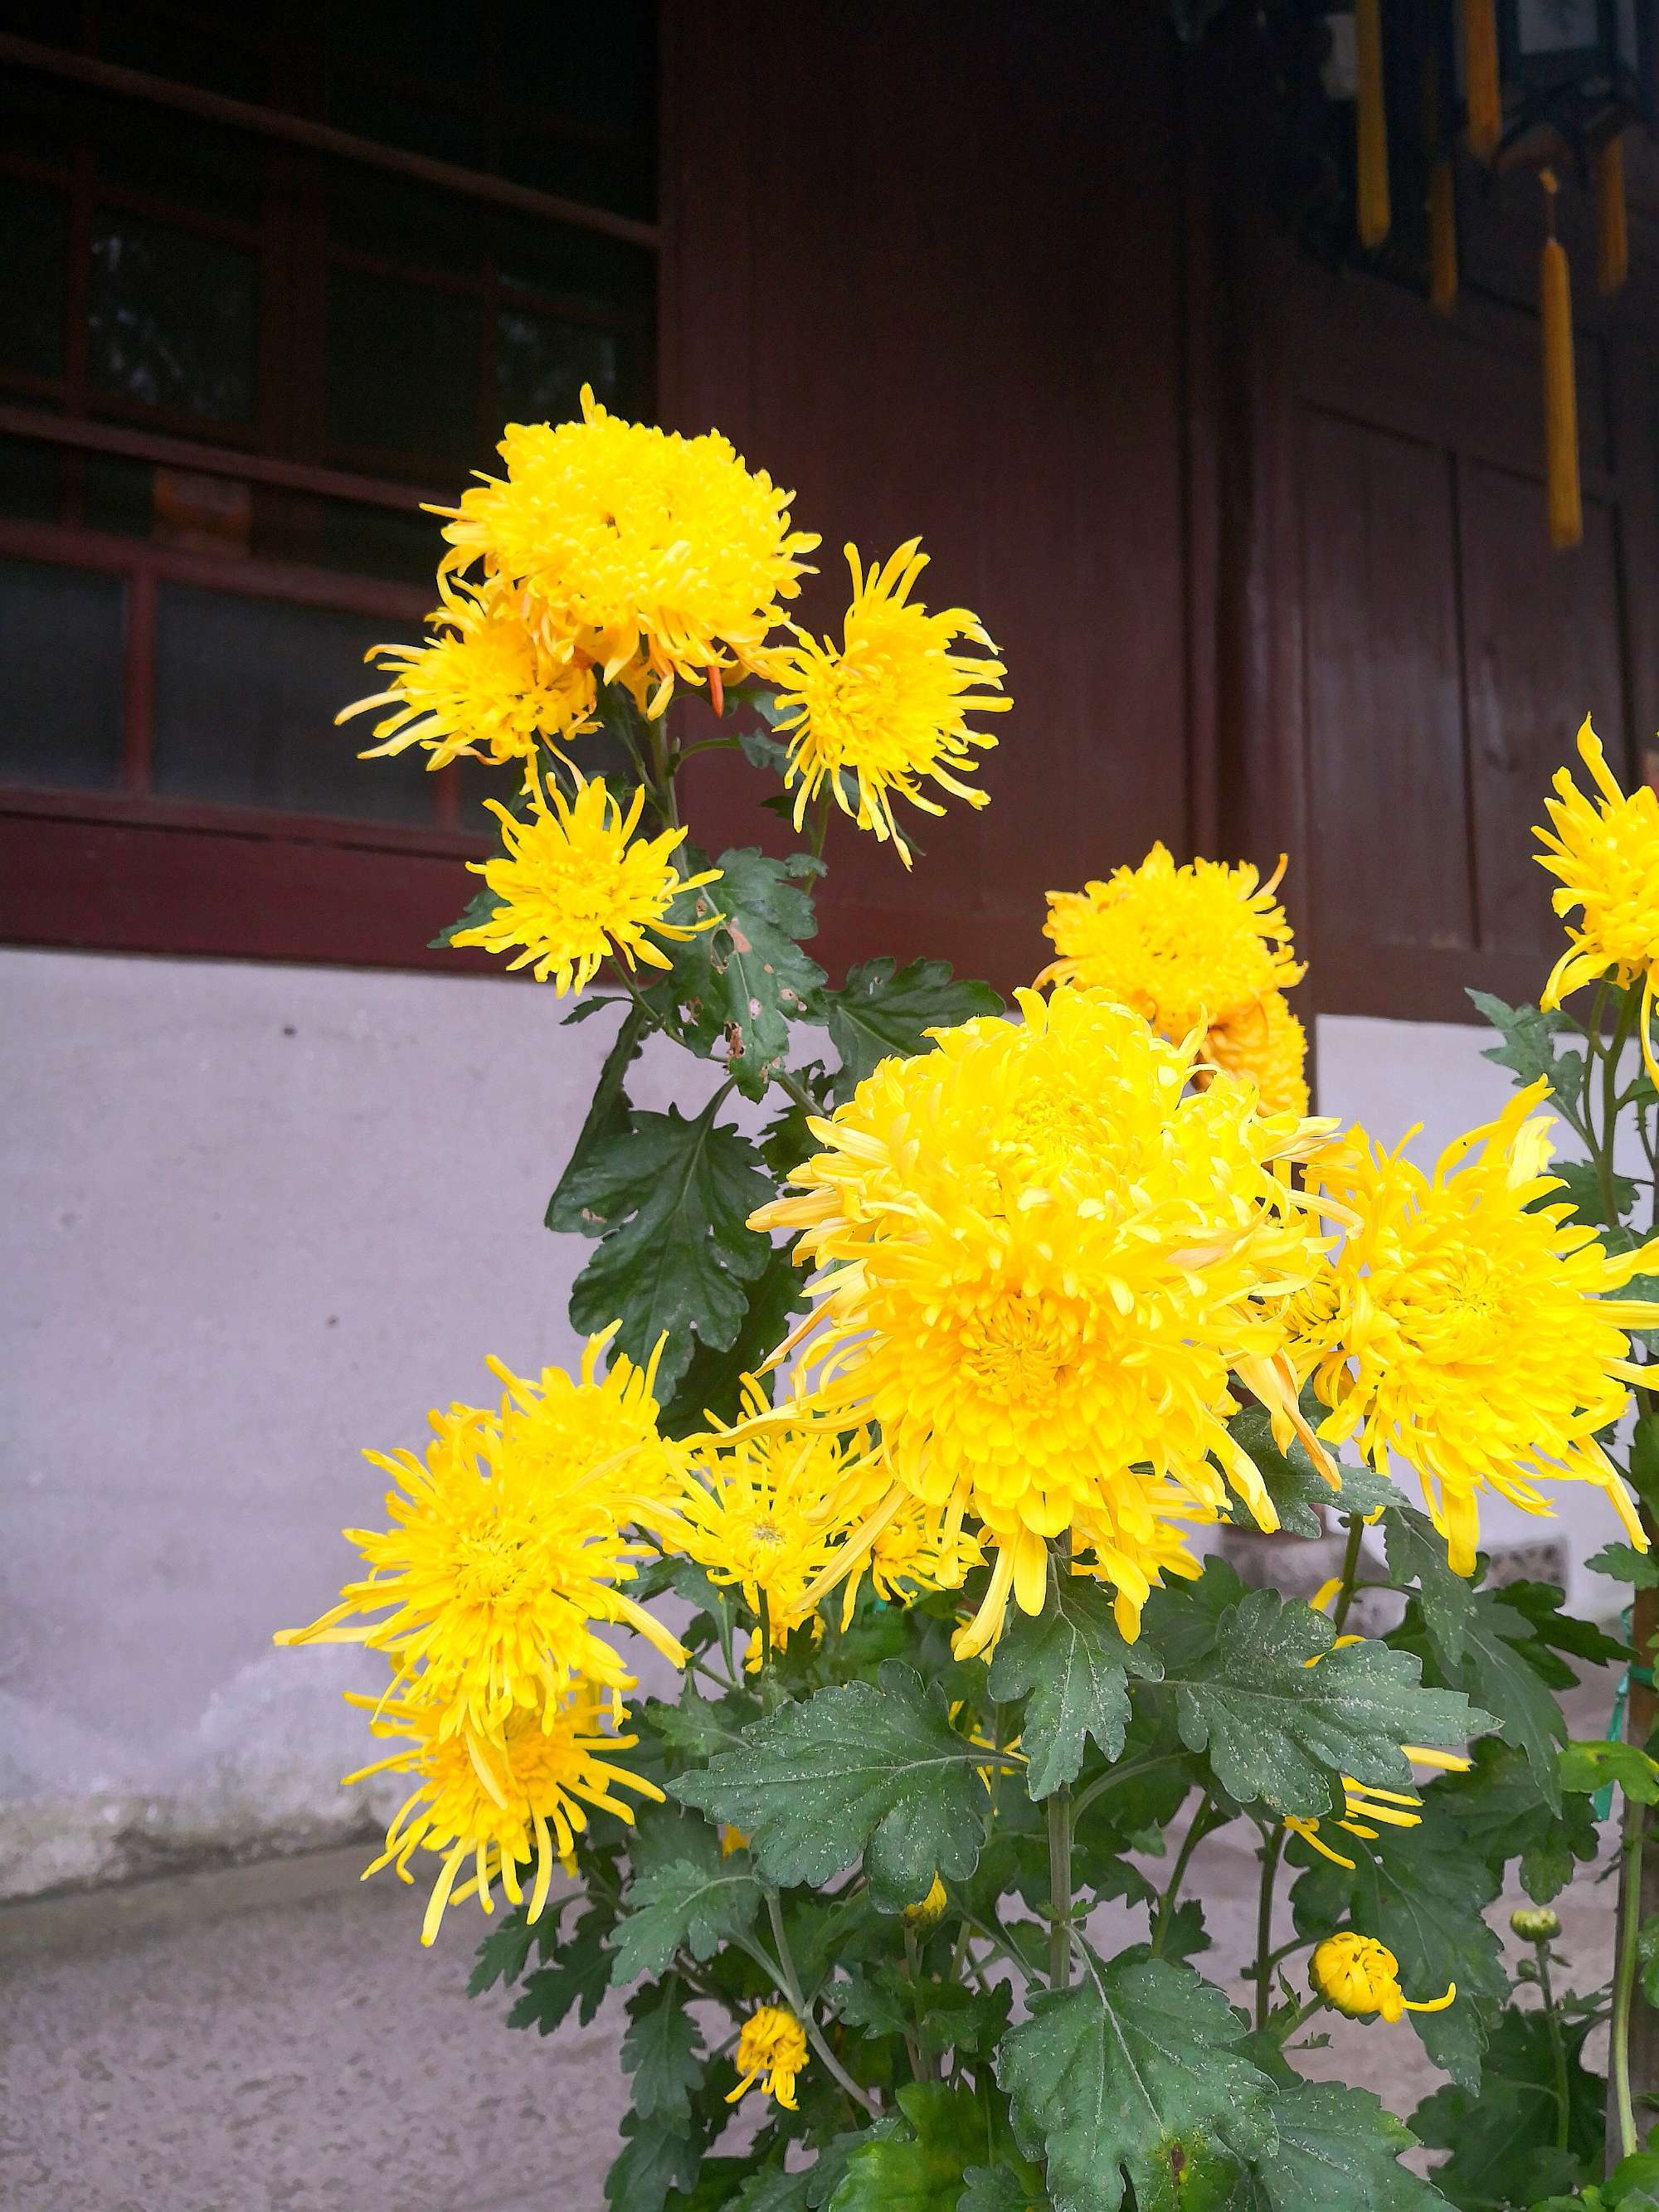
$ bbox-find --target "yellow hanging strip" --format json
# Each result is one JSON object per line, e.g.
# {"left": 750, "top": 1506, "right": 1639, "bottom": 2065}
{"left": 1595, "top": 133, "right": 1629, "bottom": 295}
{"left": 1462, "top": 0, "right": 1501, "bottom": 160}
{"left": 1540, "top": 170, "right": 1584, "bottom": 551}
{"left": 1423, "top": 43, "right": 1457, "bottom": 312}
{"left": 1355, "top": 0, "right": 1390, "bottom": 247}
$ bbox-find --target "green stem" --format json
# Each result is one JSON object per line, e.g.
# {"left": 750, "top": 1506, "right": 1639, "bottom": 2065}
{"left": 902, "top": 1925, "right": 931, "bottom": 2082}
{"left": 1277, "top": 1991, "right": 1331, "bottom": 2044}
{"left": 1253, "top": 1825, "right": 1287, "bottom": 2032}
{"left": 1330, "top": 1514, "right": 1365, "bottom": 1636}
{"left": 1613, "top": 1787, "right": 1647, "bottom": 2163}
{"left": 755, "top": 1894, "right": 883, "bottom": 2118}
{"left": 1047, "top": 1784, "right": 1074, "bottom": 1989}
{"left": 1150, "top": 1797, "right": 1214, "bottom": 1957}
{"left": 1534, "top": 1942, "right": 1572, "bottom": 2155}
{"left": 1071, "top": 1755, "right": 1166, "bottom": 1824}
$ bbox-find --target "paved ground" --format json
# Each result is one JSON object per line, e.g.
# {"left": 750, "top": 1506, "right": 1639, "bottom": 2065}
{"left": 0, "top": 1667, "right": 1624, "bottom": 2211}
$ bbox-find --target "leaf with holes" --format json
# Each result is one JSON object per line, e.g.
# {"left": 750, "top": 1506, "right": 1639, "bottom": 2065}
{"left": 661, "top": 848, "right": 827, "bottom": 1099}
{"left": 986, "top": 1573, "right": 1164, "bottom": 1797}
{"left": 673, "top": 1661, "right": 994, "bottom": 1908}
{"left": 1152, "top": 1587, "right": 1488, "bottom": 1819}
{"left": 814, "top": 957, "right": 1003, "bottom": 1101}
{"left": 559, "top": 1095, "right": 774, "bottom": 1393}
{"left": 996, "top": 1950, "right": 1277, "bottom": 2212}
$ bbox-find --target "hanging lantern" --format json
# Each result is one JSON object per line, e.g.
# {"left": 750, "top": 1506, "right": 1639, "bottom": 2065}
{"left": 1491, "top": 0, "right": 1656, "bottom": 158}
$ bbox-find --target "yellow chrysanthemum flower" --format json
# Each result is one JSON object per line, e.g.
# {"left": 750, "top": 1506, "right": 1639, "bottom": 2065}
{"left": 336, "top": 574, "right": 598, "bottom": 775}
{"left": 768, "top": 540, "right": 1010, "bottom": 866}
{"left": 1302, "top": 1085, "right": 1659, "bottom": 1574}
{"left": 659, "top": 1387, "right": 878, "bottom": 1655}
{"left": 1537, "top": 716, "right": 1659, "bottom": 1082}
{"left": 345, "top": 1679, "right": 661, "bottom": 1947}
{"left": 1202, "top": 989, "right": 1310, "bottom": 1117}
{"left": 836, "top": 1491, "right": 986, "bottom": 1628}
{"left": 752, "top": 986, "right": 1338, "bottom": 1657}
{"left": 275, "top": 1330, "right": 686, "bottom": 1748}
{"left": 450, "top": 767, "right": 722, "bottom": 994}
{"left": 439, "top": 386, "right": 819, "bottom": 717}
{"left": 1311, "top": 1932, "right": 1456, "bottom": 2023}
{"left": 1039, "top": 844, "right": 1305, "bottom": 1043}
{"left": 726, "top": 2004, "right": 809, "bottom": 2109}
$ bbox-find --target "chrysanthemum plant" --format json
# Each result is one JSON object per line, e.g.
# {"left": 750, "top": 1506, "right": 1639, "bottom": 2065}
{"left": 283, "top": 395, "right": 1659, "bottom": 2209}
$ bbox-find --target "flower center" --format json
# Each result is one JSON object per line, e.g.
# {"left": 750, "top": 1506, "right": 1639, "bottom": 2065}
{"left": 958, "top": 1299, "right": 1074, "bottom": 1403}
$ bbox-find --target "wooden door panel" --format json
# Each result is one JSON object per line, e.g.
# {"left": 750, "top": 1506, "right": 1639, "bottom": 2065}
{"left": 1460, "top": 464, "right": 1625, "bottom": 959}
{"left": 1301, "top": 407, "right": 1475, "bottom": 957}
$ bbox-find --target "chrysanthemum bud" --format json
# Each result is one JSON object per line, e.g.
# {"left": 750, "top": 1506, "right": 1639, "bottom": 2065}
{"left": 1511, "top": 1906, "right": 1562, "bottom": 1942}
{"left": 904, "top": 1874, "right": 947, "bottom": 1933}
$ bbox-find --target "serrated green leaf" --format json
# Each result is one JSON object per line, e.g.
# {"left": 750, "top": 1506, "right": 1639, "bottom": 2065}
{"left": 659, "top": 1237, "right": 810, "bottom": 1437}
{"left": 815, "top": 957, "right": 1003, "bottom": 1102}
{"left": 546, "top": 1001, "right": 651, "bottom": 1234}
{"left": 1427, "top": 1736, "right": 1596, "bottom": 1903}
{"left": 606, "top": 2107, "right": 704, "bottom": 2212}
{"left": 828, "top": 2081, "right": 989, "bottom": 2210}
{"left": 1224, "top": 1407, "right": 1395, "bottom": 1538}
{"left": 985, "top": 1572, "right": 1164, "bottom": 1797}
{"left": 430, "top": 880, "right": 503, "bottom": 950}
{"left": 732, "top": 2169, "right": 815, "bottom": 2212}
{"left": 660, "top": 847, "right": 826, "bottom": 1099}
{"left": 1154, "top": 1587, "right": 1486, "bottom": 1818}
{"left": 1546, "top": 1155, "right": 1637, "bottom": 1228}
{"left": 673, "top": 1660, "right": 993, "bottom": 1907}
{"left": 1493, "top": 1580, "right": 1628, "bottom": 1670}
{"left": 1587, "top": 1541, "right": 1659, "bottom": 1587}
{"left": 469, "top": 1908, "right": 539, "bottom": 1996}
{"left": 998, "top": 1950, "right": 1275, "bottom": 2212}
{"left": 1449, "top": 1597, "right": 1568, "bottom": 1811}
{"left": 1291, "top": 1814, "right": 1508, "bottom": 2089}
{"left": 1230, "top": 2080, "right": 1445, "bottom": 2210}
{"left": 1467, "top": 990, "right": 1583, "bottom": 1117}
{"left": 958, "top": 2166, "right": 1044, "bottom": 2212}
{"left": 610, "top": 1857, "right": 761, "bottom": 1985}
{"left": 1384, "top": 1506, "right": 1482, "bottom": 1670}
{"left": 1410, "top": 2004, "right": 1602, "bottom": 2206}
{"left": 623, "top": 1981, "right": 705, "bottom": 2121}
{"left": 504, "top": 1902, "right": 614, "bottom": 2034}
{"left": 1561, "top": 1738, "right": 1659, "bottom": 1803}
{"left": 831, "top": 1969, "right": 911, "bottom": 2039}
{"left": 560, "top": 1092, "right": 773, "bottom": 1392}
{"left": 644, "top": 1690, "right": 756, "bottom": 1761}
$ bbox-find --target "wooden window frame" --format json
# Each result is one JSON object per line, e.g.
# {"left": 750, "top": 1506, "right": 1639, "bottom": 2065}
{"left": 0, "top": 15, "right": 657, "bottom": 971}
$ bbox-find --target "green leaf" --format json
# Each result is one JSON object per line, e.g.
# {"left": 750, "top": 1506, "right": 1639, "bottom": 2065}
{"left": 997, "top": 1950, "right": 1275, "bottom": 2212}
{"left": 815, "top": 957, "right": 1003, "bottom": 1102}
{"left": 1467, "top": 990, "right": 1583, "bottom": 1117}
{"left": 1560, "top": 1738, "right": 1659, "bottom": 1804}
{"left": 622, "top": 1982, "right": 705, "bottom": 2122}
{"left": 504, "top": 1902, "right": 614, "bottom": 2034}
{"left": 732, "top": 2170, "right": 815, "bottom": 2212}
{"left": 1384, "top": 1506, "right": 1482, "bottom": 1670}
{"left": 610, "top": 1857, "right": 761, "bottom": 1985}
{"left": 1232, "top": 2080, "right": 1445, "bottom": 2210}
{"left": 658, "top": 1237, "right": 810, "bottom": 1437}
{"left": 1546, "top": 1155, "right": 1637, "bottom": 1228}
{"left": 606, "top": 2108, "right": 704, "bottom": 2212}
{"left": 469, "top": 1909, "right": 539, "bottom": 1996}
{"left": 1638, "top": 1913, "right": 1659, "bottom": 2007}
{"left": 986, "top": 1572, "right": 1165, "bottom": 1797}
{"left": 560, "top": 1092, "right": 774, "bottom": 1393}
{"left": 1492, "top": 1580, "right": 1627, "bottom": 1670}
{"left": 1587, "top": 1541, "right": 1659, "bottom": 1587}
{"left": 1153, "top": 1587, "right": 1487, "bottom": 1819}
{"left": 1428, "top": 1737, "right": 1597, "bottom": 1903}
{"left": 662, "top": 847, "right": 827, "bottom": 1100}
{"left": 1394, "top": 1579, "right": 1568, "bottom": 1811}
{"left": 673, "top": 1660, "right": 993, "bottom": 1908}
{"left": 738, "top": 713, "right": 794, "bottom": 774}
{"left": 828, "top": 2082, "right": 990, "bottom": 2210}
{"left": 430, "top": 879, "right": 503, "bottom": 950}
{"left": 1225, "top": 1406, "right": 1396, "bottom": 1538}
{"left": 1410, "top": 2003, "right": 1602, "bottom": 2206}
{"left": 546, "top": 1002, "right": 651, "bottom": 1234}
{"left": 1291, "top": 1813, "right": 1508, "bottom": 2089}
{"left": 958, "top": 2166, "right": 1044, "bottom": 2212}
{"left": 644, "top": 1689, "right": 755, "bottom": 1762}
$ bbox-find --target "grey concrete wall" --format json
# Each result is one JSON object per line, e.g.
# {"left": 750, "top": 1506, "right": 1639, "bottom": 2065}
{"left": 0, "top": 955, "right": 1629, "bottom": 1899}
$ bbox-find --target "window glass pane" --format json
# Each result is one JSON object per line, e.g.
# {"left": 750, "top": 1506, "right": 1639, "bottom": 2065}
{"left": 81, "top": 451, "right": 155, "bottom": 538}
{"left": 0, "top": 559, "right": 127, "bottom": 791}
{"left": 152, "top": 584, "right": 435, "bottom": 823}
{"left": 324, "top": 267, "right": 484, "bottom": 469}
{"left": 496, "top": 307, "right": 618, "bottom": 425}
{"left": 496, "top": 213, "right": 656, "bottom": 322}
{"left": 95, "top": 7, "right": 270, "bottom": 101}
{"left": 324, "top": 72, "right": 487, "bottom": 168}
{"left": 88, "top": 215, "right": 260, "bottom": 425}
{"left": 326, "top": 1, "right": 487, "bottom": 93}
{"left": 0, "top": 434, "right": 64, "bottom": 524}
{"left": 0, "top": 70, "right": 76, "bottom": 172}
{"left": 1, "top": 177, "right": 70, "bottom": 380}
{"left": 93, "top": 91, "right": 265, "bottom": 228}
{"left": 324, "top": 163, "right": 487, "bottom": 276}
{"left": 501, "top": 0, "right": 655, "bottom": 139}
{"left": 497, "top": 125, "right": 654, "bottom": 226}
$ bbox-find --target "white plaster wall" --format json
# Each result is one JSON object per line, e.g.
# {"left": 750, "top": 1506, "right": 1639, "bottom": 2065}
{"left": 1316, "top": 1012, "right": 1636, "bottom": 1625}
{"left": 0, "top": 965, "right": 1634, "bottom": 1900}
{"left": 0, "top": 948, "right": 712, "bottom": 1899}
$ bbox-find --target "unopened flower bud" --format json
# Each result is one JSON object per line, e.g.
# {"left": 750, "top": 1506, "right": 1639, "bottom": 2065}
{"left": 904, "top": 1873, "right": 947, "bottom": 1933}
{"left": 1510, "top": 1906, "right": 1561, "bottom": 1943}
